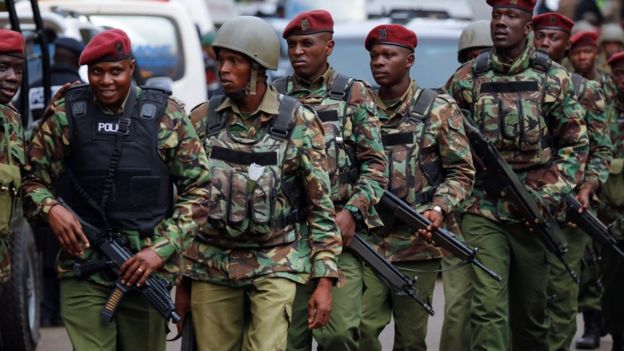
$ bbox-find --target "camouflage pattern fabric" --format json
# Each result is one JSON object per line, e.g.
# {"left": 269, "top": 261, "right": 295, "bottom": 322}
{"left": 22, "top": 87, "right": 211, "bottom": 285}
{"left": 279, "top": 66, "right": 388, "bottom": 229}
{"left": 448, "top": 43, "right": 589, "bottom": 223}
{"left": 362, "top": 80, "right": 475, "bottom": 262}
{"left": 184, "top": 85, "right": 341, "bottom": 287}
{"left": 0, "top": 103, "right": 25, "bottom": 283}
{"left": 576, "top": 78, "right": 612, "bottom": 190}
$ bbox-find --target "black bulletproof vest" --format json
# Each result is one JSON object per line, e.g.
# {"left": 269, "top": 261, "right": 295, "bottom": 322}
{"left": 59, "top": 85, "right": 172, "bottom": 236}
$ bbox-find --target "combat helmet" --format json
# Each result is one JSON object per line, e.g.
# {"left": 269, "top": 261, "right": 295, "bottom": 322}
{"left": 600, "top": 23, "right": 624, "bottom": 45}
{"left": 213, "top": 16, "right": 280, "bottom": 70}
{"left": 458, "top": 20, "right": 492, "bottom": 63}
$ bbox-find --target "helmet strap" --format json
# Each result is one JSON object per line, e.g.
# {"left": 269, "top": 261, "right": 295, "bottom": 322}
{"left": 246, "top": 62, "right": 260, "bottom": 96}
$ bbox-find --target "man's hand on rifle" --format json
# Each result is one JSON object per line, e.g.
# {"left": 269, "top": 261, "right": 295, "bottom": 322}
{"left": 336, "top": 209, "right": 356, "bottom": 246}
{"left": 575, "top": 184, "right": 594, "bottom": 212}
{"left": 308, "top": 277, "right": 333, "bottom": 329}
{"left": 119, "top": 248, "right": 164, "bottom": 287}
{"left": 48, "top": 204, "right": 90, "bottom": 256}
{"left": 417, "top": 209, "right": 443, "bottom": 243}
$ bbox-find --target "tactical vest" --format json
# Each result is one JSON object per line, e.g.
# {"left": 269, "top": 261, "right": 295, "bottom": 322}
{"left": 472, "top": 50, "right": 553, "bottom": 164}
{"left": 274, "top": 73, "right": 359, "bottom": 204}
{"left": 59, "top": 85, "right": 172, "bottom": 237}
{"left": 198, "top": 94, "right": 306, "bottom": 248}
{"left": 380, "top": 88, "right": 443, "bottom": 207}
{"left": 0, "top": 106, "right": 21, "bottom": 236}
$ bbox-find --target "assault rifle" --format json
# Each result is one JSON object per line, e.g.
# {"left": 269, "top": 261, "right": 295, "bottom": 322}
{"left": 462, "top": 118, "right": 579, "bottom": 283}
{"left": 58, "top": 199, "right": 181, "bottom": 323}
{"left": 377, "top": 191, "right": 502, "bottom": 282}
{"left": 348, "top": 235, "right": 435, "bottom": 316}
{"left": 565, "top": 194, "right": 624, "bottom": 259}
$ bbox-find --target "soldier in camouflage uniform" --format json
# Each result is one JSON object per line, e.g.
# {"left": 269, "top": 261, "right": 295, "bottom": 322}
{"left": 596, "top": 23, "right": 624, "bottom": 74}
{"left": 0, "top": 30, "right": 26, "bottom": 289}
{"left": 458, "top": 20, "right": 493, "bottom": 64}
{"left": 598, "top": 52, "right": 624, "bottom": 351}
{"left": 447, "top": 0, "right": 589, "bottom": 349}
{"left": 360, "top": 24, "right": 475, "bottom": 351}
{"left": 22, "top": 29, "right": 211, "bottom": 351}
{"left": 275, "top": 10, "right": 388, "bottom": 351}
{"left": 179, "top": 16, "right": 341, "bottom": 351}
{"left": 533, "top": 12, "right": 613, "bottom": 351}
{"left": 568, "top": 29, "right": 617, "bottom": 350}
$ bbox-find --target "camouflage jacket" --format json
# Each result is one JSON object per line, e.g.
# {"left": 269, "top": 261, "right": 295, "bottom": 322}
{"left": 361, "top": 80, "right": 475, "bottom": 262}
{"left": 22, "top": 87, "right": 211, "bottom": 285}
{"left": 277, "top": 66, "right": 388, "bottom": 229}
{"left": 448, "top": 43, "right": 589, "bottom": 223}
{"left": 598, "top": 93, "right": 624, "bottom": 240}
{"left": 574, "top": 77, "right": 612, "bottom": 191}
{"left": 184, "top": 85, "right": 341, "bottom": 287}
{"left": 0, "top": 104, "right": 25, "bottom": 283}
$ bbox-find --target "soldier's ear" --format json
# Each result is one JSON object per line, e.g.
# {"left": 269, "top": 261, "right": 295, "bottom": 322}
{"left": 326, "top": 39, "right": 335, "bottom": 56}
{"left": 406, "top": 53, "right": 415, "bottom": 69}
{"left": 525, "top": 19, "right": 534, "bottom": 36}
{"left": 128, "top": 59, "right": 136, "bottom": 75}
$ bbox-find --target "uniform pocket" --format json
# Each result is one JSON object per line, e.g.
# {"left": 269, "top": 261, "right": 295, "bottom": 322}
{"left": 207, "top": 167, "right": 228, "bottom": 221}
{"left": 227, "top": 172, "right": 249, "bottom": 225}
{"left": 0, "top": 164, "right": 20, "bottom": 236}
{"left": 250, "top": 167, "right": 276, "bottom": 226}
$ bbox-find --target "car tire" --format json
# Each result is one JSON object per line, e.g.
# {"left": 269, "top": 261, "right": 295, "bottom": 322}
{"left": 0, "top": 218, "right": 42, "bottom": 351}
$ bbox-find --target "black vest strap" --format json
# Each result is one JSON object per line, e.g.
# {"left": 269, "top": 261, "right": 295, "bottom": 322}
{"left": 480, "top": 81, "right": 540, "bottom": 93}
{"left": 272, "top": 77, "right": 289, "bottom": 94}
{"left": 269, "top": 94, "right": 300, "bottom": 141}
{"left": 205, "top": 95, "right": 227, "bottom": 138}
{"left": 571, "top": 73, "right": 584, "bottom": 98}
{"left": 531, "top": 50, "right": 551, "bottom": 73}
{"left": 408, "top": 88, "right": 437, "bottom": 122}
{"left": 474, "top": 50, "right": 491, "bottom": 76}
{"left": 328, "top": 73, "right": 353, "bottom": 101}
{"left": 210, "top": 146, "right": 278, "bottom": 166}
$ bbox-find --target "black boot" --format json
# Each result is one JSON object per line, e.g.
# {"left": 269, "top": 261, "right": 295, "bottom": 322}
{"left": 576, "top": 310, "right": 602, "bottom": 349}
{"left": 613, "top": 332, "right": 624, "bottom": 351}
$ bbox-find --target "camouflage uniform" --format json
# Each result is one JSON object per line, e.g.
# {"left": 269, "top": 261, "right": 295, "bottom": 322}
{"left": 359, "top": 80, "right": 475, "bottom": 351}
{"left": 185, "top": 85, "right": 342, "bottom": 350}
{"left": 0, "top": 103, "right": 25, "bottom": 284}
{"left": 575, "top": 69, "right": 616, "bottom": 332}
{"left": 23, "top": 87, "right": 211, "bottom": 351}
{"left": 448, "top": 42, "right": 589, "bottom": 350}
{"left": 547, "top": 75, "right": 612, "bottom": 351}
{"left": 280, "top": 66, "right": 388, "bottom": 351}
{"left": 598, "top": 93, "right": 624, "bottom": 340}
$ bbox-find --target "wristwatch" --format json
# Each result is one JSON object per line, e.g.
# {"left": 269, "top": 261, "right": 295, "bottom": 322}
{"left": 344, "top": 205, "right": 363, "bottom": 222}
{"left": 431, "top": 205, "right": 445, "bottom": 216}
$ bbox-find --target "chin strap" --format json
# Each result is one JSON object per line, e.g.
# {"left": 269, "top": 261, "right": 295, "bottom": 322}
{"left": 246, "top": 62, "right": 260, "bottom": 96}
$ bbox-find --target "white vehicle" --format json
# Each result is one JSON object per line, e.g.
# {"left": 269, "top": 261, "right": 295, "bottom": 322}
{"left": 367, "top": 0, "right": 474, "bottom": 20}
{"left": 37, "top": 0, "right": 207, "bottom": 110}
{"left": 203, "top": 0, "right": 239, "bottom": 27}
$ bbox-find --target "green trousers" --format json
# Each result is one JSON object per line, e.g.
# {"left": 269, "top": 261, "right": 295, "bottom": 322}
{"left": 601, "top": 244, "right": 624, "bottom": 334}
{"left": 359, "top": 259, "right": 440, "bottom": 351}
{"left": 191, "top": 277, "right": 296, "bottom": 351}
{"left": 60, "top": 278, "right": 166, "bottom": 351}
{"left": 286, "top": 251, "right": 364, "bottom": 351}
{"left": 547, "top": 227, "right": 590, "bottom": 351}
{"left": 462, "top": 214, "right": 550, "bottom": 351}
{"left": 440, "top": 254, "right": 473, "bottom": 351}
{"left": 577, "top": 240, "right": 604, "bottom": 312}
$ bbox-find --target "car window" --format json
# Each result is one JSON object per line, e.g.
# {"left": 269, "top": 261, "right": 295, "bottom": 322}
{"left": 88, "top": 15, "right": 185, "bottom": 82}
{"left": 329, "top": 36, "right": 459, "bottom": 89}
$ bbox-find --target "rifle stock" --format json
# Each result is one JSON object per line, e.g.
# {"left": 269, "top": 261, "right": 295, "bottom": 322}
{"left": 348, "top": 235, "right": 435, "bottom": 316}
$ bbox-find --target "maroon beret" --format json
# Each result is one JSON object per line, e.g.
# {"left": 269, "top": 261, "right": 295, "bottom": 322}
{"left": 608, "top": 51, "right": 624, "bottom": 67}
{"left": 532, "top": 12, "right": 575, "bottom": 34}
{"left": 79, "top": 29, "right": 132, "bottom": 66}
{"left": 282, "top": 9, "right": 334, "bottom": 38}
{"left": 487, "top": 0, "right": 536, "bottom": 13}
{"left": 570, "top": 31, "right": 599, "bottom": 48}
{"left": 365, "top": 24, "right": 417, "bottom": 51}
{"left": 0, "top": 29, "right": 25, "bottom": 58}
